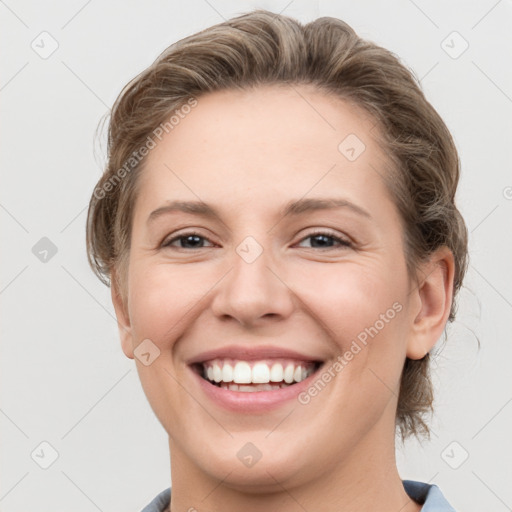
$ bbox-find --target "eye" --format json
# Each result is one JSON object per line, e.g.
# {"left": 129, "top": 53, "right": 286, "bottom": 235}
{"left": 161, "top": 231, "right": 215, "bottom": 249}
{"left": 296, "top": 230, "right": 352, "bottom": 249}
{"left": 161, "top": 230, "right": 352, "bottom": 251}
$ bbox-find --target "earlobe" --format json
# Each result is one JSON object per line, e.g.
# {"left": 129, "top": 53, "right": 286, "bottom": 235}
{"left": 110, "top": 270, "right": 134, "bottom": 360}
{"left": 406, "top": 247, "right": 455, "bottom": 360}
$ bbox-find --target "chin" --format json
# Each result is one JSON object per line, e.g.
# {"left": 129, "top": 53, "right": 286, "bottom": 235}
{"left": 193, "top": 437, "right": 312, "bottom": 491}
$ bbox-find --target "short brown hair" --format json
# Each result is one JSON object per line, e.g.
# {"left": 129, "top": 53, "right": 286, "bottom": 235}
{"left": 86, "top": 9, "right": 468, "bottom": 442}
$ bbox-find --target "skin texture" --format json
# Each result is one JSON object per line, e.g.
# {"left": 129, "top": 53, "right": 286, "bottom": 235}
{"left": 111, "top": 84, "right": 454, "bottom": 512}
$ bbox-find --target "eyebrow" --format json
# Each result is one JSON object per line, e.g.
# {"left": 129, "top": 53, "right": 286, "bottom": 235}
{"left": 147, "top": 197, "right": 372, "bottom": 224}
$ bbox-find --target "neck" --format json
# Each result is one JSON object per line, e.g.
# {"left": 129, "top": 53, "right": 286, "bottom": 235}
{"left": 167, "top": 412, "right": 421, "bottom": 512}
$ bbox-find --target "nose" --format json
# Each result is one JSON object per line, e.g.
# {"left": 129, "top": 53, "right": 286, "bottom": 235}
{"left": 210, "top": 240, "right": 295, "bottom": 328}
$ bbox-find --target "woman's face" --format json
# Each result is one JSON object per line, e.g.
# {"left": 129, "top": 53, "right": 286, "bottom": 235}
{"left": 115, "top": 85, "right": 425, "bottom": 489}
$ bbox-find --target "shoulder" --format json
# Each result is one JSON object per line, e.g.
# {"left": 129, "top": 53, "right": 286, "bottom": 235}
{"left": 140, "top": 487, "right": 171, "bottom": 512}
{"left": 402, "top": 480, "right": 457, "bottom": 511}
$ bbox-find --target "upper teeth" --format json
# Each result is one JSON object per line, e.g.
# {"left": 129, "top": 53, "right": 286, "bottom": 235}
{"left": 202, "top": 359, "right": 315, "bottom": 384}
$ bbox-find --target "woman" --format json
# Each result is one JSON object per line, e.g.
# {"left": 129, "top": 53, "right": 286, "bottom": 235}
{"left": 86, "top": 9, "right": 467, "bottom": 511}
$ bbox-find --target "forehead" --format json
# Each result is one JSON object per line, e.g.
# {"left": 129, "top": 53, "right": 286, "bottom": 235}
{"left": 146, "top": 84, "right": 380, "bottom": 164}
{"left": 135, "top": 84, "right": 393, "bottom": 219}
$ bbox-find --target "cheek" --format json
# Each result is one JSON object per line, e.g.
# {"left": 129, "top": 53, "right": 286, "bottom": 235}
{"left": 289, "top": 256, "right": 410, "bottom": 394}
{"left": 292, "top": 260, "right": 403, "bottom": 343}
{"left": 127, "top": 262, "right": 208, "bottom": 348}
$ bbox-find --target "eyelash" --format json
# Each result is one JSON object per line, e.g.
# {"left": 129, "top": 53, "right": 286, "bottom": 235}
{"left": 161, "top": 230, "right": 352, "bottom": 250}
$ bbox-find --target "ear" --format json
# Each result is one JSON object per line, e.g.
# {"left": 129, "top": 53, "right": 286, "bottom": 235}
{"left": 406, "top": 246, "right": 455, "bottom": 360}
{"left": 110, "top": 268, "right": 134, "bottom": 360}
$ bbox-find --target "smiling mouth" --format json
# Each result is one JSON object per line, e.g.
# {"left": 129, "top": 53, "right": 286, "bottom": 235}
{"left": 191, "top": 359, "right": 323, "bottom": 392}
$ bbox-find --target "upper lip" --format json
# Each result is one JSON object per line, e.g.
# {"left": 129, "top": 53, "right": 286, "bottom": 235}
{"left": 186, "top": 345, "right": 324, "bottom": 365}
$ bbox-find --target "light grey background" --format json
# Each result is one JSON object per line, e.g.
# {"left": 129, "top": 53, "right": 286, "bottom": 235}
{"left": 1, "top": 1, "right": 511, "bottom": 511}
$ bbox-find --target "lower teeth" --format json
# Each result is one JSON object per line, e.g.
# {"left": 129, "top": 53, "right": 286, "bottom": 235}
{"left": 213, "top": 381, "right": 293, "bottom": 392}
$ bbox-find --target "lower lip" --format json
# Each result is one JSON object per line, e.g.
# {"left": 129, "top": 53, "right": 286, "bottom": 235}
{"left": 190, "top": 365, "right": 322, "bottom": 413}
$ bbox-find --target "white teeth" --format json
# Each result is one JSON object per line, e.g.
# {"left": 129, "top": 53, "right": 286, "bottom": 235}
{"left": 233, "top": 361, "right": 252, "bottom": 383}
{"left": 284, "top": 364, "right": 295, "bottom": 383}
{"left": 202, "top": 359, "right": 317, "bottom": 386}
{"left": 252, "top": 362, "right": 270, "bottom": 383}
{"left": 239, "top": 383, "right": 272, "bottom": 392}
{"left": 269, "top": 363, "right": 284, "bottom": 382}
{"left": 222, "top": 363, "right": 233, "bottom": 382}
{"left": 213, "top": 364, "right": 222, "bottom": 383}
{"left": 219, "top": 382, "right": 291, "bottom": 392}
